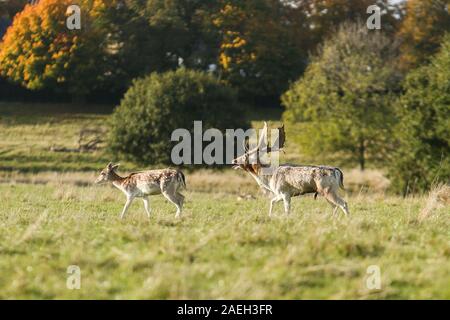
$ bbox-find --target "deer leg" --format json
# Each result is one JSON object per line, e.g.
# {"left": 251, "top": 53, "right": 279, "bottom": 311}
{"left": 324, "top": 191, "right": 349, "bottom": 216}
{"left": 162, "top": 191, "right": 182, "bottom": 218}
{"left": 334, "top": 194, "right": 349, "bottom": 216}
{"left": 341, "top": 200, "right": 350, "bottom": 216}
{"left": 142, "top": 197, "right": 151, "bottom": 218}
{"left": 176, "top": 192, "right": 185, "bottom": 210}
{"left": 120, "top": 196, "right": 134, "bottom": 219}
{"left": 333, "top": 206, "right": 339, "bottom": 215}
{"left": 282, "top": 194, "right": 291, "bottom": 215}
{"left": 325, "top": 198, "right": 338, "bottom": 215}
{"left": 269, "top": 195, "right": 283, "bottom": 217}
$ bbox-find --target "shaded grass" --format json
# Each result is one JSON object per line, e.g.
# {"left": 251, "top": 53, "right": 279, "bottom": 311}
{"left": 0, "top": 183, "right": 448, "bottom": 299}
{"left": 0, "top": 102, "right": 113, "bottom": 172}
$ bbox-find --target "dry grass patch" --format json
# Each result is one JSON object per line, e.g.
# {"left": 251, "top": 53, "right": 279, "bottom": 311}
{"left": 418, "top": 184, "right": 450, "bottom": 222}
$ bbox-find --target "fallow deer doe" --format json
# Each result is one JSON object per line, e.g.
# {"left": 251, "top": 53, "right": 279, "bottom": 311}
{"left": 95, "top": 163, "right": 186, "bottom": 219}
{"left": 232, "top": 122, "right": 349, "bottom": 216}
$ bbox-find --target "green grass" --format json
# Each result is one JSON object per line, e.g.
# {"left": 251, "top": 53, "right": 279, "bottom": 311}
{"left": 0, "top": 102, "right": 114, "bottom": 172}
{"left": 0, "top": 102, "right": 449, "bottom": 299}
{"left": 0, "top": 183, "right": 448, "bottom": 299}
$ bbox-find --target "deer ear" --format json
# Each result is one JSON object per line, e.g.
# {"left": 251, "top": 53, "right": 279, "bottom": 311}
{"left": 111, "top": 163, "right": 120, "bottom": 171}
{"left": 278, "top": 124, "right": 286, "bottom": 149}
{"left": 107, "top": 162, "right": 113, "bottom": 169}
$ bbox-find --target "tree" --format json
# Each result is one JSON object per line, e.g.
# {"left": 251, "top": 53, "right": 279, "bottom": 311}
{"left": 108, "top": 68, "right": 249, "bottom": 165}
{"left": 398, "top": 0, "right": 450, "bottom": 70}
{"left": 213, "top": 0, "right": 307, "bottom": 102}
{"left": 389, "top": 34, "right": 450, "bottom": 194}
{"left": 286, "top": 0, "right": 402, "bottom": 53}
{"left": 213, "top": 0, "right": 401, "bottom": 103}
{"left": 89, "top": 0, "right": 158, "bottom": 93}
{"left": 0, "top": 0, "right": 251, "bottom": 101}
{"left": 137, "top": 0, "right": 221, "bottom": 71}
{"left": 0, "top": 0, "right": 110, "bottom": 100}
{"left": 282, "top": 23, "right": 402, "bottom": 170}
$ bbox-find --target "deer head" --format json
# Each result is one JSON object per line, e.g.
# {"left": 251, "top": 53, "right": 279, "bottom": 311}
{"left": 231, "top": 122, "right": 285, "bottom": 170}
{"left": 95, "top": 162, "right": 120, "bottom": 184}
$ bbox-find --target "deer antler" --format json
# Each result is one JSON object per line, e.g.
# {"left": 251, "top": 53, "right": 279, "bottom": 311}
{"left": 258, "top": 121, "right": 268, "bottom": 150}
{"left": 243, "top": 136, "right": 250, "bottom": 152}
{"left": 249, "top": 122, "right": 285, "bottom": 154}
{"left": 246, "top": 122, "right": 268, "bottom": 155}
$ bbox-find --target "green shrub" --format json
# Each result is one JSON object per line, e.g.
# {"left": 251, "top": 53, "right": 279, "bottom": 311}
{"left": 108, "top": 68, "right": 248, "bottom": 165}
{"left": 389, "top": 35, "right": 450, "bottom": 194}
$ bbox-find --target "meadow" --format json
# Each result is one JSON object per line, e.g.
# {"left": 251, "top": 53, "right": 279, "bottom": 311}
{"left": 0, "top": 103, "right": 449, "bottom": 299}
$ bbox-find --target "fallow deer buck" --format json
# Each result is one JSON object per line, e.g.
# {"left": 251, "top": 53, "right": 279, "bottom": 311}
{"left": 231, "top": 122, "right": 349, "bottom": 216}
{"left": 95, "top": 163, "right": 186, "bottom": 219}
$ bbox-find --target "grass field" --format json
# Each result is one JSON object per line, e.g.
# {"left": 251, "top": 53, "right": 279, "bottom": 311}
{"left": 0, "top": 102, "right": 449, "bottom": 299}
{"left": 0, "top": 102, "right": 112, "bottom": 172}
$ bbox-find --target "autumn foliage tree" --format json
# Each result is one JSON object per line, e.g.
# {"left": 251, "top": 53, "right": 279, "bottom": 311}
{"left": 213, "top": 0, "right": 401, "bottom": 103}
{"left": 0, "top": 0, "right": 108, "bottom": 99}
{"left": 398, "top": 0, "right": 450, "bottom": 70}
{"left": 0, "top": 0, "right": 224, "bottom": 98}
{"left": 213, "top": 0, "right": 306, "bottom": 102}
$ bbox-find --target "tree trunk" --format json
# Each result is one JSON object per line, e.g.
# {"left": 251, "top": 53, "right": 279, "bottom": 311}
{"left": 359, "top": 140, "right": 365, "bottom": 171}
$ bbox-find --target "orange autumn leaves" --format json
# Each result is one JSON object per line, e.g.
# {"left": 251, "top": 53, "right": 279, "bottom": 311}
{"left": 0, "top": 0, "right": 108, "bottom": 94}
{"left": 214, "top": 4, "right": 251, "bottom": 72}
{"left": 212, "top": 1, "right": 305, "bottom": 98}
{"left": 397, "top": 0, "right": 450, "bottom": 70}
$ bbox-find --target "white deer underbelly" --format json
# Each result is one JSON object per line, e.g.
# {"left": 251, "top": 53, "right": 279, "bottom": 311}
{"left": 136, "top": 183, "right": 161, "bottom": 196}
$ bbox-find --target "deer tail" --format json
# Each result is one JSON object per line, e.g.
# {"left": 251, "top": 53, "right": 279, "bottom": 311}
{"left": 335, "top": 168, "right": 345, "bottom": 190}
{"left": 177, "top": 171, "right": 186, "bottom": 190}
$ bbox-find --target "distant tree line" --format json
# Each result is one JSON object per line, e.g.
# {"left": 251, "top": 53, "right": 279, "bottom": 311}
{"left": 1, "top": 0, "right": 405, "bottom": 103}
